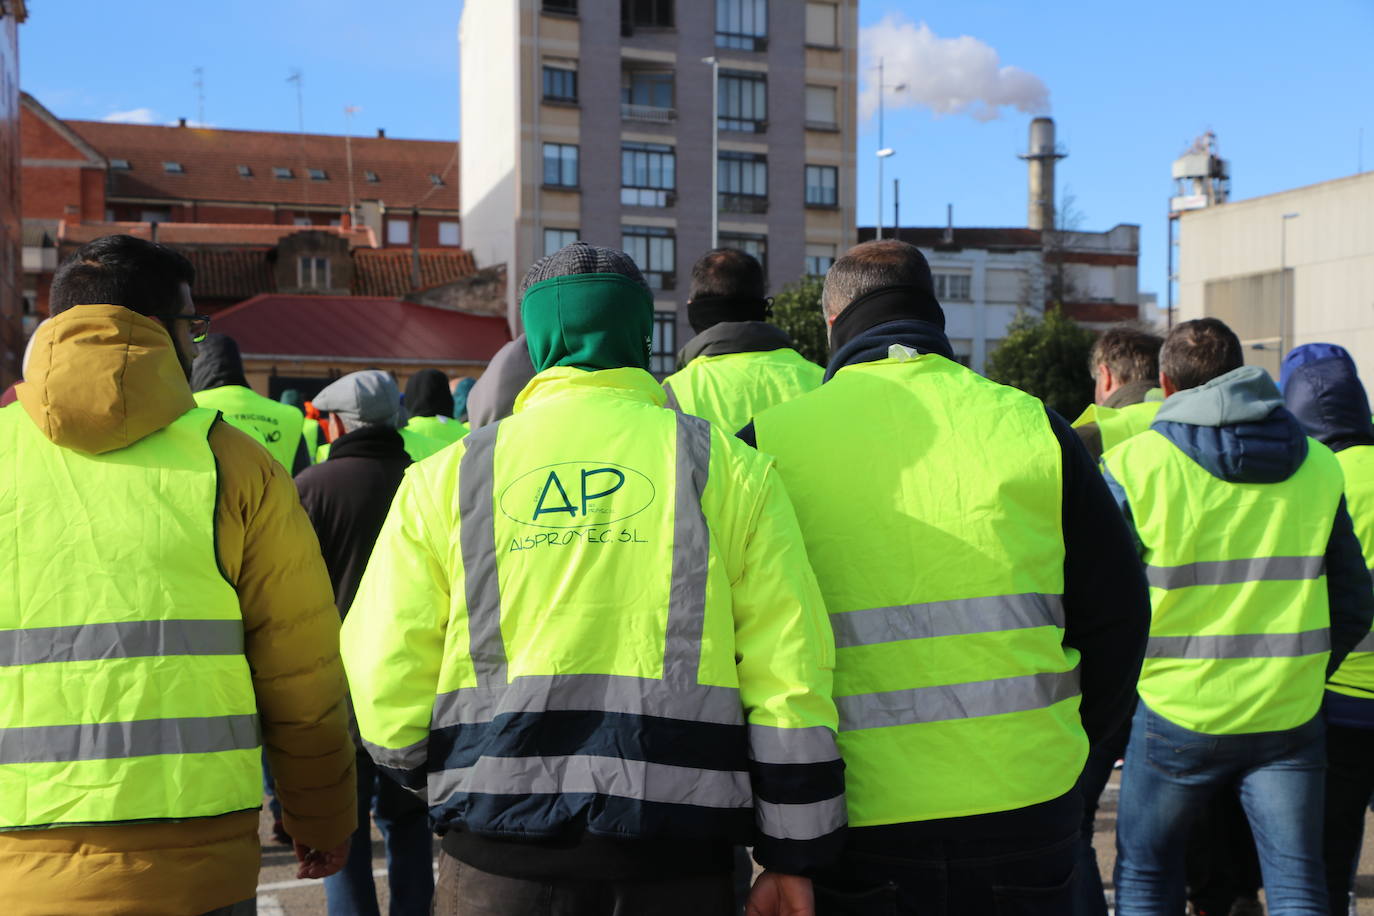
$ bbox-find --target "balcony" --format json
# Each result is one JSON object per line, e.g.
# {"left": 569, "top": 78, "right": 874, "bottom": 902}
{"left": 719, "top": 193, "right": 769, "bottom": 215}
{"left": 621, "top": 103, "right": 677, "bottom": 124}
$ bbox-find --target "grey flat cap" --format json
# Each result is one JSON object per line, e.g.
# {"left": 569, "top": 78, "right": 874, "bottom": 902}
{"left": 520, "top": 241, "right": 647, "bottom": 296}
{"left": 313, "top": 370, "right": 401, "bottom": 429}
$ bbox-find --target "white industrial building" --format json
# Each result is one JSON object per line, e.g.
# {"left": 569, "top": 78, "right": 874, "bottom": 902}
{"left": 1173, "top": 169, "right": 1374, "bottom": 381}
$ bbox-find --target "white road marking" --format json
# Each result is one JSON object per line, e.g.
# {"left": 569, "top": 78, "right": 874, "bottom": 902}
{"left": 257, "top": 896, "right": 285, "bottom": 916}
{"left": 256, "top": 867, "right": 387, "bottom": 893}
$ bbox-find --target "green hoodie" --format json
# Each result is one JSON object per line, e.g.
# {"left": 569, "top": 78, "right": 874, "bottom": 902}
{"left": 521, "top": 273, "right": 653, "bottom": 374}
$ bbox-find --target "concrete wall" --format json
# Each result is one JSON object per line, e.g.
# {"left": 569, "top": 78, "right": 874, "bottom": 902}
{"left": 924, "top": 247, "right": 1041, "bottom": 373}
{"left": 1177, "top": 171, "right": 1374, "bottom": 382}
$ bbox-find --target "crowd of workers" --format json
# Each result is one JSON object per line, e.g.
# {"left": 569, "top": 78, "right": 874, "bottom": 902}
{"left": 1, "top": 229, "right": 1372, "bottom": 916}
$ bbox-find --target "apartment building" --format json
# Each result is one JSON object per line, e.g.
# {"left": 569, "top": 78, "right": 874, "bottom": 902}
{"left": 0, "top": 1, "right": 24, "bottom": 388}
{"left": 460, "top": 0, "right": 858, "bottom": 367}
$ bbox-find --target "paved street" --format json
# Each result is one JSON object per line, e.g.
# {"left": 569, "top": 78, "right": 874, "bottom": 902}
{"left": 254, "top": 774, "right": 1374, "bottom": 913}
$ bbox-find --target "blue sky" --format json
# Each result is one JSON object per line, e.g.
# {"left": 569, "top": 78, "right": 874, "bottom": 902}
{"left": 19, "top": 1, "right": 1374, "bottom": 303}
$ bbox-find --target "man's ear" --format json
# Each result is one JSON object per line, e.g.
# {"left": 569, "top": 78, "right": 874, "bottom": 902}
{"left": 1160, "top": 372, "right": 1178, "bottom": 398}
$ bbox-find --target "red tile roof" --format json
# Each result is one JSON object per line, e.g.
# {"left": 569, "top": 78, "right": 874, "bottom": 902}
{"left": 58, "top": 220, "right": 376, "bottom": 248}
{"left": 212, "top": 295, "right": 510, "bottom": 364}
{"left": 64, "top": 120, "right": 459, "bottom": 212}
{"left": 179, "top": 248, "right": 275, "bottom": 302}
{"left": 352, "top": 248, "right": 477, "bottom": 297}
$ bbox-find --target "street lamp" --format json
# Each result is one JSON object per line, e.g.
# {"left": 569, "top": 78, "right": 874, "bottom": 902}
{"left": 873, "top": 58, "right": 906, "bottom": 240}
{"left": 1280, "top": 211, "right": 1299, "bottom": 359}
{"left": 702, "top": 56, "right": 720, "bottom": 249}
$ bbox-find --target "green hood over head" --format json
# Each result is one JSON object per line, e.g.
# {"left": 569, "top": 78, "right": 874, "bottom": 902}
{"left": 521, "top": 273, "right": 654, "bottom": 374}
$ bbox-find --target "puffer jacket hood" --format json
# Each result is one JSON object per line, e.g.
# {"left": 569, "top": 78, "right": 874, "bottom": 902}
{"left": 15, "top": 304, "right": 196, "bottom": 455}
{"left": 190, "top": 333, "right": 250, "bottom": 391}
{"left": 1279, "top": 343, "right": 1374, "bottom": 453}
{"left": 1152, "top": 365, "right": 1308, "bottom": 484}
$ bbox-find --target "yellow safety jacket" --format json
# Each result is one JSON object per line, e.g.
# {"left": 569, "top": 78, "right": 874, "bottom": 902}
{"left": 405, "top": 414, "right": 468, "bottom": 447}
{"left": 1072, "top": 399, "right": 1162, "bottom": 454}
{"left": 754, "top": 350, "right": 1086, "bottom": 826}
{"left": 663, "top": 348, "right": 822, "bottom": 434}
{"left": 194, "top": 385, "right": 303, "bottom": 470}
{"left": 1328, "top": 444, "right": 1374, "bottom": 700}
{"left": 302, "top": 417, "right": 322, "bottom": 464}
{"left": 1104, "top": 430, "right": 1343, "bottom": 734}
{"left": 342, "top": 367, "right": 845, "bottom": 872}
{"left": 0, "top": 404, "right": 260, "bottom": 829}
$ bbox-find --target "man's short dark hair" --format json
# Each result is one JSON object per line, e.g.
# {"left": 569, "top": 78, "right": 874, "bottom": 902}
{"left": 49, "top": 235, "right": 196, "bottom": 319}
{"left": 689, "top": 248, "right": 765, "bottom": 302}
{"left": 1160, "top": 318, "right": 1244, "bottom": 391}
{"left": 1089, "top": 325, "right": 1163, "bottom": 386}
{"left": 823, "top": 240, "right": 934, "bottom": 318}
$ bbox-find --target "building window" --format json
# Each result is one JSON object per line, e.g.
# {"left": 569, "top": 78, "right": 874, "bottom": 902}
{"left": 622, "top": 142, "right": 676, "bottom": 208}
{"left": 543, "top": 0, "right": 577, "bottom": 13}
{"left": 933, "top": 273, "right": 972, "bottom": 301}
{"left": 624, "top": 0, "right": 674, "bottom": 29}
{"left": 622, "top": 225, "right": 675, "bottom": 290}
{"left": 805, "top": 165, "right": 838, "bottom": 207}
{"left": 621, "top": 69, "right": 674, "bottom": 116}
{"left": 439, "top": 221, "right": 461, "bottom": 246}
{"left": 543, "top": 65, "right": 578, "bottom": 103}
{"left": 294, "top": 217, "right": 314, "bottom": 226}
{"left": 110, "top": 158, "right": 130, "bottom": 170}
{"left": 298, "top": 256, "right": 330, "bottom": 290}
{"left": 805, "top": 1, "right": 838, "bottom": 47}
{"left": 306, "top": 168, "right": 326, "bottom": 181}
{"left": 163, "top": 161, "right": 184, "bottom": 173}
{"left": 719, "top": 151, "right": 767, "bottom": 214}
{"left": 716, "top": 0, "right": 767, "bottom": 50}
{"left": 652, "top": 310, "right": 677, "bottom": 376}
{"left": 237, "top": 164, "right": 253, "bottom": 177}
{"left": 543, "top": 143, "right": 579, "bottom": 188}
{"left": 806, "top": 243, "right": 835, "bottom": 277}
{"left": 805, "top": 85, "right": 838, "bottom": 130}
{"left": 388, "top": 219, "right": 411, "bottom": 245}
{"left": 140, "top": 208, "right": 171, "bottom": 223}
{"left": 429, "top": 173, "right": 446, "bottom": 186}
{"left": 273, "top": 166, "right": 294, "bottom": 179}
{"left": 365, "top": 170, "right": 380, "bottom": 182}
{"left": 544, "top": 228, "right": 580, "bottom": 256}
{"left": 718, "top": 70, "right": 766, "bottom": 133}
{"left": 720, "top": 232, "right": 767, "bottom": 272}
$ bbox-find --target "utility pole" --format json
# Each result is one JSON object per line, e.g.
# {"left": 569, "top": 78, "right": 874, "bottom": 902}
{"left": 873, "top": 59, "right": 903, "bottom": 240}
{"left": 193, "top": 67, "right": 205, "bottom": 127}
{"left": 288, "top": 69, "right": 309, "bottom": 215}
{"left": 344, "top": 106, "right": 359, "bottom": 228}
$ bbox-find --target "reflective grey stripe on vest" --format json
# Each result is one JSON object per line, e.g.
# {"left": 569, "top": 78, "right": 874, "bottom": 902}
{"left": 756, "top": 795, "right": 847, "bottom": 841}
{"left": 431, "top": 673, "right": 744, "bottom": 728}
{"left": 831, "top": 594, "right": 1064, "bottom": 650}
{"left": 0, "top": 714, "right": 261, "bottom": 765}
{"left": 835, "top": 668, "right": 1080, "bottom": 732}
{"left": 663, "top": 412, "right": 712, "bottom": 686}
{"left": 1354, "top": 631, "right": 1374, "bottom": 654}
{"left": 663, "top": 381, "right": 681, "bottom": 413}
{"left": 426, "top": 754, "right": 751, "bottom": 809}
{"left": 748, "top": 724, "right": 840, "bottom": 765}
{"left": 0, "top": 619, "right": 244, "bottom": 667}
{"left": 363, "top": 736, "right": 429, "bottom": 773}
{"left": 1146, "top": 628, "right": 1331, "bottom": 660}
{"left": 1146, "top": 556, "right": 1326, "bottom": 590}
{"left": 459, "top": 423, "right": 507, "bottom": 688}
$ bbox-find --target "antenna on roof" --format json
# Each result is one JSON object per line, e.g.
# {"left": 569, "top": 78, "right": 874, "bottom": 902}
{"left": 344, "top": 106, "right": 360, "bottom": 230}
{"left": 287, "top": 69, "right": 310, "bottom": 217}
{"left": 193, "top": 67, "right": 205, "bottom": 127}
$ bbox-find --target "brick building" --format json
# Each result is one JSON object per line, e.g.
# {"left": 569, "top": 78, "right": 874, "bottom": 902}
{"left": 0, "top": 1, "right": 24, "bottom": 389}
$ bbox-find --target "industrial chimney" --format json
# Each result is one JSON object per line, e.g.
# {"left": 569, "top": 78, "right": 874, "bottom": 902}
{"left": 1019, "top": 117, "right": 1066, "bottom": 231}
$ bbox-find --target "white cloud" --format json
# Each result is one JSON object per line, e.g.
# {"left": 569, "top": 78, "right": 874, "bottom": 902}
{"left": 101, "top": 107, "right": 159, "bottom": 124}
{"left": 860, "top": 16, "right": 1050, "bottom": 123}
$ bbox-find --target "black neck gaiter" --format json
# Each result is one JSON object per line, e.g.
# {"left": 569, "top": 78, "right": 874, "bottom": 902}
{"left": 687, "top": 294, "right": 770, "bottom": 334}
{"left": 828, "top": 285, "right": 946, "bottom": 355}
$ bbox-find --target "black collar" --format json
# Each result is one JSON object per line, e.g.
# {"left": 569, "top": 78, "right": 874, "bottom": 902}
{"left": 828, "top": 285, "right": 945, "bottom": 355}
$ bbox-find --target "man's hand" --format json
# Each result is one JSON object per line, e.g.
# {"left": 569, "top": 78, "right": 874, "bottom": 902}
{"left": 747, "top": 870, "right": 814, "bottom": 916}
{"left": 293, "top": 838, "right": 351, "bottom": 879}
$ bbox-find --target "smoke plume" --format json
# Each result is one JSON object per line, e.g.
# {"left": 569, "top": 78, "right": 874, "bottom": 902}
{"left": 860, "top": 16, "right": 1050, "bottom": 123}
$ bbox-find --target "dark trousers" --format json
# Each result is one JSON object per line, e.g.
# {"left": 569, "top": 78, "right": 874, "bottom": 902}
{"left": 1324, "top": 722, "right": 1374, "bottom": 915}
{"left": 324, "top": 750, "right": 435, "bottom": 916}
{"left": 200, "top": 902, "right": 255, "bottom": 916}
{"left": 1073, "top": 710, "right": 1134, "bottom": 916}
{"left": 812, "top": 799, "right": 1081, "bottom": 916}
{"left": 431, "top": 851, "right": 735, "bottom": 916}
{"left": 1184, "top": 787, "right": 1261, "bottom": 915}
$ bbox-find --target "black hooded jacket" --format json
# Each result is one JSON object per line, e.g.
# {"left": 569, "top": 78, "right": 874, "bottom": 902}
{"left": 405, "top": 368, "right": 455, "bottom": 420}
{"left": 192, "top": 333, "right": 310, "bottom": 474}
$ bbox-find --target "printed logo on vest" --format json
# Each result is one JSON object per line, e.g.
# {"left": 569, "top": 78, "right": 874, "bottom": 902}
{"left": 499, "top": 461, "right": 656, "bottom": 530}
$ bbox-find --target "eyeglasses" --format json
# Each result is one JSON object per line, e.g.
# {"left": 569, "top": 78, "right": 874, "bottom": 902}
{"left": 167, "top": 313, "right": 212, "bottom": 343}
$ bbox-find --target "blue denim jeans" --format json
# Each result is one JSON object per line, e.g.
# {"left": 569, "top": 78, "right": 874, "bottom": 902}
{"left": 1114, "top": 702, "right": 1327, "bottom": 916}
{"left": 324, "top": 750, "right": 435, "bottom": 916}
